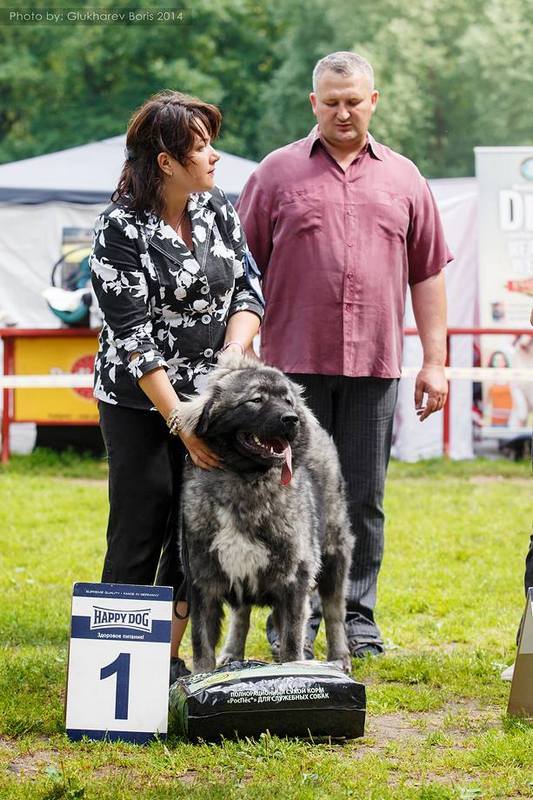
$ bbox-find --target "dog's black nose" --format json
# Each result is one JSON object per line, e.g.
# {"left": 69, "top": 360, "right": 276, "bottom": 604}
{"left": 281, "top": 412, "right": 299, "bottom": 428}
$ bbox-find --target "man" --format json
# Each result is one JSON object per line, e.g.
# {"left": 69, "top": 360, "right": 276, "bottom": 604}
{"left": 237, "top": 51, "right": 451, "bottom": 658}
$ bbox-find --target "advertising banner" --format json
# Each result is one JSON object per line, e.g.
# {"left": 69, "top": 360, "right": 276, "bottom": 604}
{"left": 475, "top": 147, "right": 533, "bottom": 437}
{"left": 13, "top": 334, "right": 98, "bottom": 422}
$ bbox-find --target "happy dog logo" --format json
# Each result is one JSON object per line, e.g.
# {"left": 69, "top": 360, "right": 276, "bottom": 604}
{"left": 90, "top": 606, "right": 152, "bottom": 633}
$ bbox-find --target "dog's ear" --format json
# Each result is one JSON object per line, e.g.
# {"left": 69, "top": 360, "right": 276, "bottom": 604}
{"left": 195, "top": 395, "right": 216, "bottom": 437}
{"left": 179, "top": 385, "right": 222, "bottom": 436}
{"left": 286, "top": 376, "right": 305, "bottom": 398}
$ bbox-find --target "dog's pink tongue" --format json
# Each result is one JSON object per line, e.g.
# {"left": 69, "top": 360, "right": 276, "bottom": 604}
{"left": 281, "top": 444, "right": 293, "bottom": 485}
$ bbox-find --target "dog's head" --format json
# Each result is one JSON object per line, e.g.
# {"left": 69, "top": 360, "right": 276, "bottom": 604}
{"left": 180, "top": 354, "right": 310, "bottom": 482}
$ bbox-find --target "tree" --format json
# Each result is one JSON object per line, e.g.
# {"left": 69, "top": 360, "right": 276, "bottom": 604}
{"left": 255, "top": 0, "right": 346, "bottom": 157}
{"left": 1, "top": 0, "right": 532, "bottom": 175}
{"left": 254, "top": 0, "right": 533, "bottom": 175}
{"left": 0, "top": 0, "right": 283, "bottom": 163}
{"left": 353, "top": 0, "right": 488, "bottom": 176}
{"left": 461, "top": 0, "right": 533, "bottom": 152}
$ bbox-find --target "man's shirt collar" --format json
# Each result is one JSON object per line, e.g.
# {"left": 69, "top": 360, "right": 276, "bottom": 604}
{"left": 366, "top": 133, "right": 384, "bottom": 160}
{"left": 306, "top": 125, "right": 383, "bottom": 161}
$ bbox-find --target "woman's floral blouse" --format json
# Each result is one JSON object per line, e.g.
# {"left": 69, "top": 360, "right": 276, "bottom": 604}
{"left": 90, "top": 187, "right": 264, "bottom": 409}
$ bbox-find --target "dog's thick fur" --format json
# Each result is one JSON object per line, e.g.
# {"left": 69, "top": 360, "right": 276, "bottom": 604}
{"left": 180, "top": 354, "right": 354, "bottom": 673}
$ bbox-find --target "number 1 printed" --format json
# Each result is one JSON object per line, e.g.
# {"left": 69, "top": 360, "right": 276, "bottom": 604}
{"left": 100, "top": 653, "right": 131, "bottom": 720}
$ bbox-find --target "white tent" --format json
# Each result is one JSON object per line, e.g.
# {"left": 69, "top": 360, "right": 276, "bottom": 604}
{"left": 0, "top": 136, "right": 259, "bottom": 327}
{"left": 0, "top": 134, "right": 256, "bottom": 204}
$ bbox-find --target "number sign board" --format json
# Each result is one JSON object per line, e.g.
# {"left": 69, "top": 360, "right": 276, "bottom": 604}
{"left": 65, "top": 582, "right": 172, "bottom": 743}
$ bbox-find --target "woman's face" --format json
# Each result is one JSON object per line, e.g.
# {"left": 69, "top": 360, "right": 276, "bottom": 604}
{"left": 162, "top": 125, "right": 220, "bottom": 197}
{"left": 490, "top": 352, "right": 508, "bottom": 368}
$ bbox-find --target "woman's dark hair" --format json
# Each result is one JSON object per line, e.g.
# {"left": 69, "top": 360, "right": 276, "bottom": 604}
{"left": 488, "top": 350, "right": 510, "bottom": 368}
{"left": 112, "top": 90, "right": 222, "bottom": 214}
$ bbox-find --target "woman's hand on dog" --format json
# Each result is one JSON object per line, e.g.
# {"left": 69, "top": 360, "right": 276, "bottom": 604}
{"left": 179, "top": 429, "right": 222, "bottom": 470}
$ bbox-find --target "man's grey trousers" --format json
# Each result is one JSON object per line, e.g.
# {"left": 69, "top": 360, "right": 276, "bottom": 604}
{"left": 266, "top": 374, "right": 399, "bottom": 650}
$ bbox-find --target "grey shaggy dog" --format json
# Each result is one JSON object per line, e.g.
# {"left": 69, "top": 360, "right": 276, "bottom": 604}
{"left": 179, "top": 353, "right": 354, "bottom": 674}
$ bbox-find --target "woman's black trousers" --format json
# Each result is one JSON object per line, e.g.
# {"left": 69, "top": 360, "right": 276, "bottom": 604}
{"left": 98, "top": 401, "right": 186, "bottom": 595}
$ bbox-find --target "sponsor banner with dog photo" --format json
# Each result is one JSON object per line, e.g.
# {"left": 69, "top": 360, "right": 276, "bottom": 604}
{"left": 475, "top": 147, "right": 533, "bottom": 438}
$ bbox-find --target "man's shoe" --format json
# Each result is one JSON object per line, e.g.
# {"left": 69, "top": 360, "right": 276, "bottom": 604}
{"left": 349, "top": 641, "right": 384, "bottom": 659}
{"left": 270, "top": 638, "right": 315, "bottom": 662}
{"left": 169, "top": 656, "right": 191, "bottom": 685}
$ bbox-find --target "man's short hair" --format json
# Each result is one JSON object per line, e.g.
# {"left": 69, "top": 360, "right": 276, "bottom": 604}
{"left": 312, "top": 52, "right": 374, "bottom": 92}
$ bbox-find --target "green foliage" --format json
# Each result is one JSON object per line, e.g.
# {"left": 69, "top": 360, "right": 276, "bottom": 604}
{"left": 260, "top": 0, "right": 533, "bottom": 175}
{"left": 340, "top": 0, "right": 489, "bottom": 176}
{"left": 0, "top": 0, "right": 284, "bottom": 163}
{"left": 461, "top": 0, "right": 533, "bottom": 153}
{"left": 348, "top": 0, "right": 533, "bottom": 177}
{"left": 255, "top": 0, "right": 342, "bottom": 156}
{"left": 1, "top": 0, "right": 532, "bottom": 175}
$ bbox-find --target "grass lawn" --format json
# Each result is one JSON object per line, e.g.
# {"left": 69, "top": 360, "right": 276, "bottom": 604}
{"left": 0, "top": 451, "right": 532, "bottom": 799}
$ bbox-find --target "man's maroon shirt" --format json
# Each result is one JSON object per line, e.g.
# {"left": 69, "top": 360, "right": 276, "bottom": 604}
{"left": 237, "top": 128, "right": 453, "bottom": 378}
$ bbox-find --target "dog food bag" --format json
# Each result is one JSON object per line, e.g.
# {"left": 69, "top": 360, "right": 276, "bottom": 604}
{"left": 169, "top": 660, "right": 365, "bottom": 741}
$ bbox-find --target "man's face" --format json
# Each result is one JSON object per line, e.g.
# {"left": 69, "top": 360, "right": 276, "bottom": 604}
{"left": 310, "top": 69, "right": 379, "bottom": 150}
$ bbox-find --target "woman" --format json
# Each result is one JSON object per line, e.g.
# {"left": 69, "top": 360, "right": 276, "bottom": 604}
{"left": 90, "top": 90, "right": 264, "bottom": 682}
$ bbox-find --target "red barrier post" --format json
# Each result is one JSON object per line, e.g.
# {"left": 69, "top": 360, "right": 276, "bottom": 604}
{"left": 1, "top": 336, "right": 14, "bottom": 464}
{"left": 443, "top": 333, "right": 451, "bottom": 458}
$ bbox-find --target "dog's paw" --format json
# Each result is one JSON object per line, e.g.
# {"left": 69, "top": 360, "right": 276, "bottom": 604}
{"left": 192, "top": 657, "right": 217, "bottom": 674}
{"left": 327, "top": 654, "right": 352, "bottom": 674}
{"left": 216, "top": 652, "right": 240, "bottom": 668}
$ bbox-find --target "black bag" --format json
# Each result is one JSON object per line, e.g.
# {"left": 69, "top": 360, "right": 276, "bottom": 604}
{"left": 169, "top": 660, "right": 366, "bottom": 741}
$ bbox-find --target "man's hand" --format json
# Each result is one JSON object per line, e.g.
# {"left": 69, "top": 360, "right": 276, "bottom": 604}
{"left": 414, "top": 365, "right": 448, "bottom": 421}
{"left": 410, "top": 271, "right": 448, "bottom": 421}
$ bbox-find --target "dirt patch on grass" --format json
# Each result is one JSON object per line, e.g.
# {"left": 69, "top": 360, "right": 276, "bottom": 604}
{"left": 389, "top": 770, "right": 476, "bottom": 790}
{"left": 362, "top": 699, "right": 500, "bottom": 749}
{"left": 91, "top": 764, "right": 142, "bottom": 780}
{"left": 173, "top": 769, "right": 199, "bottom": 783}
{"left": 0, "top": 736, "right": 16, "bottom": 751}
{"left": 7, "top": 748, "right": 59, "bottom": 777}
{"left": 5, "top": 746, "right": 220, "bottom": 784}
{"left": 5, "top": 701, "right": 502, "bottom": 780}
{"left": 370, "top": 712, "right": 426, "bottom": 742}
